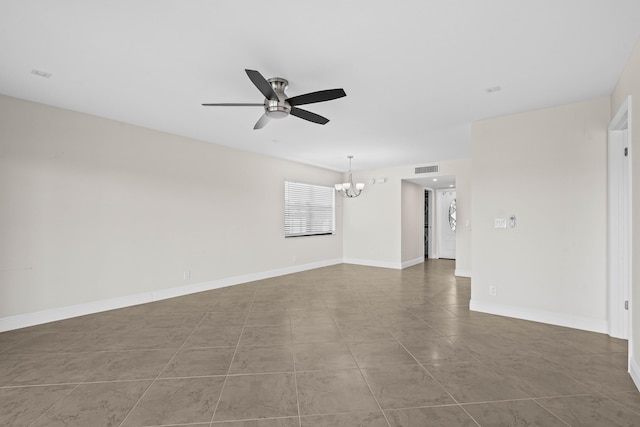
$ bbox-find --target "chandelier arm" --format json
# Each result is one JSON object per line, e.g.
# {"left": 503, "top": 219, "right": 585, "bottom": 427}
{"left": 335, "top": 155, "right": 364, "bottom": 198}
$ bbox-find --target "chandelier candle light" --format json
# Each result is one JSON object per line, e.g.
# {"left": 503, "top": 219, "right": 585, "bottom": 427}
{"left": 335, "top": 155, "right": 365, "bottom": 198}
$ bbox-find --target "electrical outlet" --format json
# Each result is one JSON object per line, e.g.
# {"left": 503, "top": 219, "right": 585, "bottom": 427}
{"left": 183, "top": 270, "right": 191, "bottom": 280}
{"left": 495, "top": 218, "right": 507, "bottom": 228}
{"left": 489, "top": 286, "right": 497, "bottom": 296}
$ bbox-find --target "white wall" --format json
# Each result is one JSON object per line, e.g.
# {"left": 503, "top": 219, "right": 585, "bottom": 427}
{"left": 611, "top": 39, "right": 640, "bottom": 383}
{"left": 450, "top": 159, "right": 472, "bottom": 277}
{"left": 343, "top": 159, "right": 471, "bottom": 272}
{"left": 401, "top": 180, "right": 425, "bottom": 265}
{"left": 342, "top": 167, "right": 402, "bottom": 268}
{"left": 470, "top": 97, "right": 610, "bottom": 332}
{"left": 0, "top": 95, "right": 343, "bottom": 329}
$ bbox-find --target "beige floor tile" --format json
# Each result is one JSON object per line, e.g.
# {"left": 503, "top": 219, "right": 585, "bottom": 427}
{"left": 607, "top": 390, "right": 640, "bottom": 413}
{"left": 288, "top": 309, "right": 334, "bottom": 326}
{"left": 293, "top": 342, "right": 358, "bottom": 371}
{"left": 244, "top": 311, "right": 291, "bottom": 326}
{"left": 335, "top": 321, "right": 395, "bottom": 343}
{"left": 296, "top": 369, "right": 379, "bottom": 415}
{"left": 463, "top": 399, "right": 568, "bottom": 426}
{"left": 547, "top": 352, "right": 638, "bottom": 393}
{"left": 3, "top": 332, "right": 83, "bottom": 354}
{"left": 384, "top": 406, "right": 476, "bottom": 427}
{"left": 209, "top": 300, "right": 252, "bottom": 312}
{"left": 7, "top": 352, "right": 109, "bottom": 386}
{"left": 200, "top": 311, "right": 249, "bottom": 326}
{"left": 239, "top": 325, "right": 293, "bottom": 347}
{"left": 213, "top": 373, "right": 298, "bottom": 421}
{"left": 184, "top": 325, "right": 244, "bottom": 348}
{"left": 3, "top": 260, "right": 639, "bottom": 425}
{"left": 228, "top": 345, "right": 294, "bottom": 374}
{"left": 482, "top": 357, "right": 592, "bottom": 397}
{"left": 122, "top": 377, "right": 225, "bottom": 426}
{"left": 385, "top": 319, "right": 442, "bottom": 340}
{"left": 426, "top": 361, "right": 529, "bottom": 403}
{"left": 86, "top": 349, "right": 176, "bottom": 381}
{"left": 292, "top": 323, "right": 344, "bottom": 343}
{"left": 361, "top": 365, "right": 454, "bottom": 409}
{"left": 300, "top": 411, "right": 388, "bottom": 426}
{"left": 398, "top": 335, "right": 476, "bottom": 365}
{"left": 0, "top": 384, "right": 75, "bottom": 426}
{"left": 211, "top": 419, "right": 299, "bottom": 426}
{"left": 348, "top": 341, "right": 417, "bottom": 368}
{"left": 160, "top": 347, "right": 235, "bottom": 378}
{"left": 536, "top": 394, "right": 640, "bottom": 426}
{"left": 447, "top": 333, "right": 533, "bottom": 361}
{"left": 31, "top": 381, "right": 151, "bottom": 427}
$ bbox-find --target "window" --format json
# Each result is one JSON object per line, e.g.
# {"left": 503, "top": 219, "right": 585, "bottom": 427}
{"left": 284, "top": 181, "right": 335, "bottom": 237}
{"left": 448, "top": 199, "right": 457, "bottom": 232}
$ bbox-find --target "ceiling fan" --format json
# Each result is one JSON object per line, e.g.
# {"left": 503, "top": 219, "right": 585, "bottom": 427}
{"left": 202, "top": 69, "right": 346, "bottom": 129}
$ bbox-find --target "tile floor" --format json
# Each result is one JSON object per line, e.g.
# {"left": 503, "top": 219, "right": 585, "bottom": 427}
{"left": 1, "top": 259, "right": 639, "bottom": 426}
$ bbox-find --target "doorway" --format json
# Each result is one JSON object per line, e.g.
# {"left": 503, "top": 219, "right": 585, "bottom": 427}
{"left": 424, "top": 190, "right": 430, "bottom": 258}
{"left": 437, "top": 189, "right": 456, "bottom": 260}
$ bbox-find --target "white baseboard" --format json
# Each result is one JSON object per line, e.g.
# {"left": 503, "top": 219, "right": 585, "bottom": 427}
{"left": 454, "top": 269, "right": 471, "bottom": 278}
{"left": 343, "top": 257, "right": 423, "bottom": 270}
{"left": 0, "top": 258, "right": 342, "bottom": 333}
{"left": 151, "top": 258, "right": 343, "bottom": 301}
{"left": 629, "top": 356, "right": 640, "bottom": 392}
{"left": 343, "top": 258, "right": 403, "bottom": 270}
{"left": 401, "top": 257, "right": 424, "bottom": 269}
{"left": 470, "top": 299, "right": 608, "bottom": 334}
{"left": 0, "top": 293, "right": 153, "bottom": 333}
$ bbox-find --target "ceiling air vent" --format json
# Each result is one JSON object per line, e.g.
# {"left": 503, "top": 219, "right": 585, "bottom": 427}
{"left": 415, "top": 165, "right": 439, "bottom": 174}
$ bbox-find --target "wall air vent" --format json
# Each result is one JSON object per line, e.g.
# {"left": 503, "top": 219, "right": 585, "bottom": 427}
{"left": 415, "top": 165, "right": 439, "bottom": 174}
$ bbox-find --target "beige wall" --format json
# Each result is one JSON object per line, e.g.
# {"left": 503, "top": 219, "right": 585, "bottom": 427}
{"left": 611, "top": 39, "right": 640, "bottom": 373}
{"left": 342, "top": 166, "right": 402, "bottom": 267}
{"left": 0, "top": 95, "right": 343, "bottom": 325}
{"left": 470, "top": 97, "right": 610, "bottom": 331}
{"left": 449, "top": 159, "right": 472, "bottom": 277}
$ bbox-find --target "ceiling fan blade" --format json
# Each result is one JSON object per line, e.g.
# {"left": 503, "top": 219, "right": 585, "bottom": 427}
{"left": 245, "top": 69, "right": 279, "bottom": 101}
{"left": 253, "top": 113, "right": 271, "bottom": 130}
{"left": 202, "top": 103, "right": 263, "bottom": 106}
{"left": 290, "top": 107, "right": 330, "bottom": 125}
{"left": 286, "top": 89, "right": 346, "bottom": 106}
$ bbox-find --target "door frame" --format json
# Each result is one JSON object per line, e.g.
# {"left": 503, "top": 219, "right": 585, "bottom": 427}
{"left": 436, "top": 188, "right": 456, "bottom": 260}
{"left": 608, "top": 95, "right": 632, "bottom": 346}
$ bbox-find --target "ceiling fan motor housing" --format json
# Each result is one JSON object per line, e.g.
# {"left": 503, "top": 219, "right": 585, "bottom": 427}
{"left": 265, "top": 77, "right": 290, "bottom": 118}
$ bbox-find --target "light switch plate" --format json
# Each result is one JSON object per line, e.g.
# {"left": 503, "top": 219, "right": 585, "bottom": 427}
{"left": 495, "top": 218, "right": 507, "bottom": 228}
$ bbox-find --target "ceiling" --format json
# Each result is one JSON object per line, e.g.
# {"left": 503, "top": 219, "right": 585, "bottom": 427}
{"left": 1, "top": 1, "right": 639, "bottom": 173}
{"left": 408, "top": 175, "right": 456, "bottom": 190}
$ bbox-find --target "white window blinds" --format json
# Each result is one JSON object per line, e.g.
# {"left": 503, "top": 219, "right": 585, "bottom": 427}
{"left": 284, "top": 181, "right": 335, "bottom": 237}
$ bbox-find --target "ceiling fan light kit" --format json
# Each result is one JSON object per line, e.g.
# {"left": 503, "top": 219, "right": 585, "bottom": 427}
{"left": 335, "top": 156, "right": 365, "bottom": 198}
{"left": 202, "top": 69, "right": 346, "bottom": 129}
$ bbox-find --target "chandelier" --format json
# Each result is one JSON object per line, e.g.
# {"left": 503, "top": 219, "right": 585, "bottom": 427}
{"left": 335, "top": 155, "right": 365, "bottom": 198}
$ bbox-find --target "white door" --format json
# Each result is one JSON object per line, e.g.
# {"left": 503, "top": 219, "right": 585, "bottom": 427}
{"left": 438, "top": 190, "right": 456, "bottom": 259}
{"left": 608, "top": 97, "right": 631, "bottom": 341}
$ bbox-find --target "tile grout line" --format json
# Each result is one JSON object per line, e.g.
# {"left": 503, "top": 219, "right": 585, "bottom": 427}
{"left": 321, "top": 295, "right": 393, "bottom": 427}
{"left": 3, "top": 262, "right": 638, "bottom": 425}
{"left": 531, "top": 398, "right": 572, "bottom": 427}
{"left": 26, "top": 383, "right": 83, "bottom": 427}
{"left": 291, "top": 311, "right": 302, "bottom": 427}
{"left": 390, "top": 329, "right": 481, "bottom": 426}
{"left": 24, "top": 329, "right": 144, "bottom": 427}
{"left": 116, "top": 301, "right": 221, "bottom": 427}
{"left": 207, "top": 288, "right": 257, "bottom": 426}
{"left": 601, "top": 392, "right": 640, "bottom": 417}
